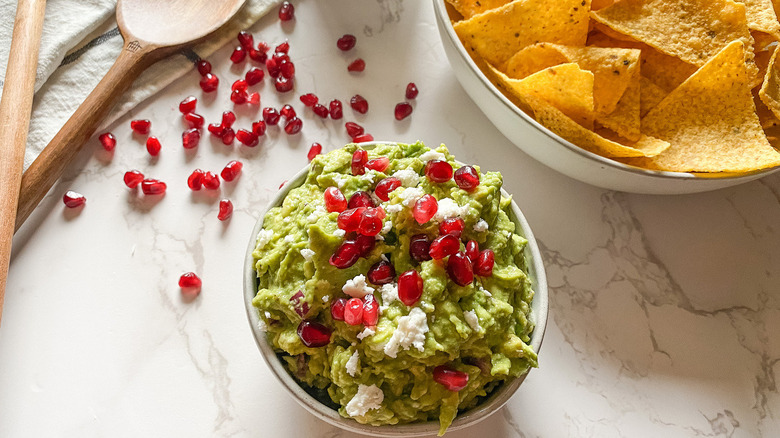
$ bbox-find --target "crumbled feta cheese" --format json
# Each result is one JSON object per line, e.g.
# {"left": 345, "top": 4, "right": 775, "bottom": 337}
{"left": 343, "top": 275, "right": 375, "bottom": 298}
{"left": 333, "top": 229, "right": 346, "bottom": 237}
{"left": 464, "top": 310, "right": 482, "bottom": 332}
{"left": 473, "top": 219, "right": 489, "bottom": 232}
{"left": 433, "top": 198, "right": 469, "bottom": 222}
{"left": 345, "top": 351, "right": 360, "bottom": 377}
{"left": 322, "top": 295, "right": 330, "bottom": 303}
{"left": 300, "top": 248, "right": 315, "bottom": 262}
{"left": 256, "top": 319, "right": 268, "bottom": 332}
{"left": 357, "top": 327, "right": 375, "bottom": 340}
{"left": 385, "top": 204, "right": 403, "bottom": 214}
{"left": 381, "top": 220, "right": 392, "bottom": 234}
{"left": 345, "top": 384, "right": 384, "bottom": 417}
{"left": 284, "top": 235, "right": 295, "bottom": 243}
{"left": 398, "top": 187, "right": 425, "bottom": 207}
{"left": 375, "top": 234, "right": 384, "bottom": 241}
{"left": 333, "top": 175, "right": 348, "bottom": 189}
{"left": 383, "top": 307, "right": 429, "bottom": 358}
{"left": 418, "top": 150, "right": 446, "bottom": 162}
{"left": 283, "top": 216, "right": 291, "bottom": 223}
{"left": 307, "top": 205, "right": 326, "bottom": 223}
{"left": 480, "top": 287, "right": 492, "bottom": 297}
{"left": 380, "top": 283, "right": 398, "bottom": 305}
{"left": 392, "top": 169, "right": 420, "bottom": 187}
{"left": 264, "top": 311, "right": 272, "bottom": 319}
{"left": 256, "top": 229, "right": 274, "bottom": 249}
{"left": 359, "top": 170, "right": 378, "bottom": 184}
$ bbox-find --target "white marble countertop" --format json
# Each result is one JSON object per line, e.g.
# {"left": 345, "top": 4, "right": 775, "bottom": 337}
{"left": 3, "top": 1, "right": 780, "bottom": 437}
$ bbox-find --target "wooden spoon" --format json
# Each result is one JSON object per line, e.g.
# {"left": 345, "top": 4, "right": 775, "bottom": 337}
{"left": 14, "top": 0, "right": 246, "bottom": 232}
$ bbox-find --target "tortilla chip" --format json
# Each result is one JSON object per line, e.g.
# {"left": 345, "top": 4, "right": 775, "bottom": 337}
{"left": 453, "top": 0, "right": 590, "bottom": 69}
{"left": 505, "top": 43, "right": 641, "bottom": 114}
{"left": 639, "top": 76, "right": 668, "bottom": 117}
{"left": 642, "top": 41, "right": 780, "bottom": 172}
{"left": 592, "top": 0, "right": 614, "bottom": 10}
{"left": 759, "top": 49, "right": 780, "bottom": 118}
{"left": 741, "top": 0, "right": 780, "bottom": 39}
{"left": 445, "top": 0, "right": 511, "bottom": 19}
{"left": 596, "top": 71, "right": 641, "bottom": 141}
{"left": 752, "top": 30, "right": 780, "bottom": 51}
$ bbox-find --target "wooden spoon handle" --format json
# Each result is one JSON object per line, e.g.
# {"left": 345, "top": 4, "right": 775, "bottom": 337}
{"left": 0, "top": 0, "right": 47, "bottom": 325}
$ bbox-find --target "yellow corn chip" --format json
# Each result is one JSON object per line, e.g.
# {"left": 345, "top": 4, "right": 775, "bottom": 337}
{"left": 642, "top": 41, "right": 780, "bottom": 172}
{"left": 453, "top": 0, "right": 590, "bottom": 69}
{"left": 592, "top": 0, "right": 614, "bottom": 10}
{"left": 740, "top": 0, "right": 780, "bottom": 39}
{"left": 639, "top": 76, "right": 668, "bottom": 117}
{"left": 759, "top": 49, "right": 780, "bottom": 118}
{"left": 445, "top": 0, "right": 511, "bottom": 19}
{"left": 597, "top": 71, "right": 641, "bottom": 141}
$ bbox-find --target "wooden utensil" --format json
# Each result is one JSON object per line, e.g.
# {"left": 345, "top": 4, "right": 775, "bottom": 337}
{"left": 14, "top": 0, "right": 246, "bottom": 232}
{"left": 0, "top": 0, "right": 47, "bottom": 326}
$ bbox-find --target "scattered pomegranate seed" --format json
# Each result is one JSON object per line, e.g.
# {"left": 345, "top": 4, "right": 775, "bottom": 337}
{"left": 98, "top": 132, "right": 116, "bottom": 151}
{"left": 179, "top": 96, "right": 197, "bottom": 114}
{"left": 447, "top": 252, "right": 474, "bottom": 286}
{"left": 232, "top": 79, "right": 248, "bottom": 93}
{"left": 439, "top": 218, "right": 465, "bottom": 238}
{"left": 141, "top": 179, "right": 167, "bottom": 195}
{"left": 280, "top": 104, "right": 296, "bottom": 119}
{"left": 329, "top": 240, "right": 361, "bottom": 268}
{"left": 366, "top": 157, "right": 389, "bottom": 172}
{"left": 220, "top": 160, "right": 243, "bottom": 182}
{"left": 307, "top": 143, "right": 323, "bottom": 161}
{"left": 236, "top": 129, "right": 259, "bottom": 147}
{"left": 348, "top": 58, "right": 366, "bottom": 72}
{"left": 182, "top": 128, "right": 200, "bottom": 149}
{"left": 146, "top": 136, "right": 161, "bottom": 156}
{"left": 208, "top": 123, "right": 224, "bottom": 137}
{"left": 351, "top": 149, "right": 368, "bottom": 175}
{"left": 312, "top": 104, "right": 329, "bottom": 118}
{"left": 375, "top": 206, "right": 386, "bottom": 220}
{"left": 274, "top": 75, "right": 294, "bottom": 92}
{"left": 63, "top": 191, "right": 86, "bottom": 208}
{"left": 237, "top": 31, "right": 254, "bottom": 49}
{"left": 257, "top": 40, "right": 270, "bottom": 53}
{"left": 179, "top": 272, "right": 202, "bottom": 289}
{"left": 345, "top": 122, "right": 364, "bottom": 139}
{"left": 230, "top": 89, "right": 248, "bottom": 104}
{"left": 367, "top": 260, "right": 395, "bottom": 285}
{"left": 406, "top": 82, "right": 419, "bottom": 99}
{"left": 433, "top": 366, "right": 469, "bottom": 391}
{"left": 353, "top": 134, "right": 374, "bottom": 143}
{"left": 297, "top": 321, "right": 331, "bottom": 348}
{"left": 199, "top": 73, "right": 219, "bottom": 92}
{"left": 331, "top": 298, "right": 347, "bottom": 321}
{"left": 358, "top": 208, "right": 383, "bottom": 236}
{"left": 329, "top": 99, "right": 343, "bottom": 119}
{"left": 187, "top": 169, "right": 205, "bottom": 190}
{"left": 263, "top": 107, "right": 281, "bottom": 125}
{"left": 374, "top": 177, "right": 402, "bottom": 201}
{"left": 202, "top": 171, "right": 220, "bottom": 190}
{"left": 300, "top": 93, "right": 318, "bottom": 107}
{"left": 230, "top": 46, "right": 246, "bottom": 63}
{"left": 123, "top": 170, "right": 144, "bottom": 188}
{"left": 130, "top": 119, "right": 151, "bottom": 135}
{"left": 248, "top": 92, "right": 260, "bottom": 105}
{"left": 183, "top": 113, "right": 205, "bottom": 129}
{"left": 352, "top": 235, "right": 373, "bottom": 258}
{"left": 341, "top": 298, "right": 362, "bottom": 325}
{"left": 454, "top": 166, "right": 480, "bottom": 191}
{"left": 413, "top": 194, "right": 438, "bottom": 224}
{"left": 398, "top": 270, "right": 424, "bottom": 306}
{"left": 337, "top": 207, "right": 366, "bottom": 232}
{"left": 222, "top": 111, "right": 236, "bottom": 128}
{"left": 363, "top": 296, "right": 379, "bottom": 326}
{"left": 248, "top": 48, "right": 267, "bottom": 63}
{"left": 280, "top": 59, "right": 295, "bottom": 79}
{"left": 429, "top": 234, "right": 460, "bottom": 260}
{"left": 465, "top": 240, "right": 479, "bottom": 264}
{"left": 196, "top": 60, "right": 211, "bottom": 76}
{"left": 425, "top": 160, "right": 454, "bottom": 183}
{"left": 324, "top": 186, "right": 348, "bottom": 212}
{"left": 284, "top": 117, "right": 303, "bottom": 134}
{"left": 217, "top": 199, "right": 234, "bottom": 221}
{"left": 266, "top": 57, "right": 280, "bottom": 77}
{"left": 275, "top": 41, "right": 290, "bottom": 54}
{"left": 395, "top": 102, "right": 413, "bottom": 120}
{"left": 278, "top": 1, "right": 294, "bottom": 20}
{"left": 290, "top": 289, "right": 310, "bottom": 318}
{"left": 221, "top": 128, "right": 235, "bottom": 145}
{"left": 337, "top": 34, "right": 357, "bottom": 51}
{"left": 252, "top": 121, "right": 267, "bottom": 136}
{"left": 410, "top": 234, "right": 433, "bottom": 262}
{"left": 475, "top": 250, "right": 495, "bottom": 277}
{"left": 350, "top": 95, "right": 369, "bottom": 114}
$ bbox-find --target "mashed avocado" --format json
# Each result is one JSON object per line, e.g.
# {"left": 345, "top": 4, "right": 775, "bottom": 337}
{"left": 252, "top": 142, "right": 537, "bottom": 434}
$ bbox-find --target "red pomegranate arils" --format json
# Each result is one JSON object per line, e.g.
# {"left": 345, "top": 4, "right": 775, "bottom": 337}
{"left": 429, "top": 234, "right": 460, "bottom": 260}
{"left": 248, "top": 48, "right": 267, "bottom": 63}
{"left": 344, "top": 298, "right": 364, "bottom": 326}
{"left": 230, "top": 89, "right": 248, "bottom": 104}
{"left": 284, "top": 117, "right": 303, "bottom": 134}
{"left": 221, "top": 111, "right": 236, "bottom": 128}
{"left": 398, "top": 270, "right": 424, "bottom": 306}
{"left": 280, "top": 104, "right": 296, "bottom": 119}
{"left": 278, "top": 2, "right": 294, "bottom": 21}
{"left": 248, "top": 92, "right": 260, "bottom": 105}
{"left": 182, "top": 128, "right": 200, "bottom": 149}
{"left": 207, "top": 123, "right": 224, "bottom": 137}
{"left": 413, "top": 194, "right": 437, "bottom": 224}
{"left": 184, "top": 113, "right": 205, "bottom": 129}
{"left": 187, "top": 169, "right": 205, "bottom": 190}
{"left": 123, "top": 170, "right": 144, "bottom": 188}
{"left": 433, "top": 366, "right": 469, "bottom": 391}
{"left": 196, "top": 60, "right": 211, "bottom": 76}
{"left": 146, "top": 136, "right": 161, "bottom": 156}
{"left": 274, "top": 75, "right": 294, "bottom": 93}
{"left": 345, "top": 122, "right": 364, "bottom": 138}
{"left": 312, "top": 104, "right": 329, "bottom": 118}
{"left": 439, "top": 217, "right": 465, "bottom": 238}
{"left": 275, "top": 40, "right": 290, "bottom": 54}
{"left": 98, "top": 132, "right": 116, "bottom": 151}
{"left": 220, "top": 160, "right": 243, "bottom": 182}
{"left": 266, "top": 57, "right": 280, "bottom": 78}
{"left": 329, "top": 241, "right": 361, "bottom": 269}
{"left": 454, "top": 166, "right": 480, "bottom": 191}
{"left": 280, "top": 59, "right": 295, "bottom": 79}
{"left": 218, "top": 199, "right": 233, "bottom": 221}
{"left": 263, "top": 107, "right": 281, "bottom": 125}
{"left": 199, "top": 73, "right": 219, "bottom": 92}
{"left": 367, "top": 260, "right": 395, "bottom": 285}
{"left": 363, "top": 296, "right": 379, "bottom": 326}
{"left": 232, "top": 79, "right": 248, "bottom": 92}
{"left": 358, "top": 208, "right": 383, "bottom": 236}
{"left": 350, "top": 95, "right": 368, "bottom": 114}
{"left": 353, "top": 134, "right": 374, "bottom": 143}
{"left": 290, "top": 290, "right": 309, "bottom": 318}
{"left": 351, "top": 149, "right": 368, "bottom": 175}
{"left": 257, "top": 40, "right": 270, "bottom": 53}
{"left": 355, "top": 234, "right": 375, "bottom": 256}
{"left": 465, "top": 239, "right": 479, "bottom": 264}
{"left": 202, "top": 171, "right": 220, "bottom": 190}
{"left": 475, "top": 249, "right": 495, "bottom": 277}
{"left": 307, "top": 143, "right": 323, "bottom": 161}
{"left": 447, "top": 252, "right": 474, "bottom": 286}
{"left": 329, "top": 99, "right": 343, "bottom": 119}
{"left": 324, "top": 186, "right": 348, "bottom": 213}
{"left": 405, "top": 82, "right": 419, "bottom": 99}
{"left": 221, "top": 127, "right": 235, "bottom": 145}
{"left": 348, "top": 191, "right": 375, "bottom": 209}
{"left": 395, "top": 102, "right": 413, "bottom": 120}
{"left": 337, "top": 34, "right": 357, "bottom": 51}
{"left": 237, "top": 31, "right": 254, "bottom": 49}
{"left": 141, "top": 179, "right": 167, "bottom": 195}
{"left": 230, "top": 46, "right": 246, "bottom": 63}
{"left": 179, "top": 96, "right": 197, "bottom": 114}
{"left": 374, "top": 177, "right": 402, "bottom": 201}
{"left": 63, "top": 191, "right": 86, "bottom": 208}
{"left": 337, "top": 207, "right": 366, "bottom": 232}
{"left": 252, "top": 121, "right": 267, "bottom": 136}
{"left": 236, "top": 129, "right": 259, "bottom": 147}
{"left": 347, "top": 58, "right": 365, "bottom": 72}
{"left": 331, "top": 298, "right": 347, "bottom": 321}
{"left": 425, "top": 160, "right": 454, "bottom": 183}
{"left": 365, "top": 157, "right": 389, "bottom": 173}
{"left": 130, "top": 119, "right": 151, "bottom": 135}
{"left": 300, "top": 93, "right": 318, "bottom": 107}
{"left": 297, "top": 321, "right": 331, "bottom": 348}
{"left": 179, "top": 272, "right": 202, "bottom": 289}
{"left": 410, "top": 234, "right": 432, "bottom": 262}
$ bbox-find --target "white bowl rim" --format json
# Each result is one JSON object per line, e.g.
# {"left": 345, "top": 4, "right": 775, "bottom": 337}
{"left": 431, "top": 0, "right": 780, "bottom": 183}
{"left": 243, "top": 141, "right": 549, "bottom": 437}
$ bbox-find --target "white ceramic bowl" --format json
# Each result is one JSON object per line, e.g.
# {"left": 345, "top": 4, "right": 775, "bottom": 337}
{"left": 243, "top": 142, "right": 549, "bottom": 436}
{"left": 432, "top": 0, "right": 780, "bottom": 194}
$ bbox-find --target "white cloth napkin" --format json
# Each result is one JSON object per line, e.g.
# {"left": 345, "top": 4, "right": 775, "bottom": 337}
{"left": 0, "top": 0, "right": 280, "bottom": 170}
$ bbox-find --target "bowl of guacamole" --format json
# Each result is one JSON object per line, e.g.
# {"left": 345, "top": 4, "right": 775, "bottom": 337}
{"left": 244, "top": 142, "right": 548, "bottom": 436}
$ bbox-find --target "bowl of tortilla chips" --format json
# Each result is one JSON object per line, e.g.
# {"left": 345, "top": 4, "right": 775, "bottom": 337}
{"left": 433, "top": 0, "right": 780, "bottom": 194}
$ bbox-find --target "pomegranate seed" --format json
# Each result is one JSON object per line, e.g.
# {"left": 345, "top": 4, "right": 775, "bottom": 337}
{"left": 454, "top": 166, "right": 480, "bottom": 191}
{"left": 252, "top": 121, "right": 267, "bottom": 136}
{"left": 130, "top": 119, "right": 151, "bottom": 135}
{"left": 307, "top": 143, "right": 323, "bottom": 161}
{"left": 348, "top": 191, "right": 375, "bottom": 209}
{"left": 429, "top": 234, "right": 460, "bottom": 260}
{"left": 425, "top": 160, "right": 454, "bottom": 183}
{"left": 280, "top": 104, "right": 296, "bottom": 119}
{"left": 413, "top": 194, "right": 438, "bottom": 224}
{"left": 179, "top": 272, "right": 202, "bottom": 289}
{"left": 221, "top": 128, "right": 235, "bottom": 145}
{"left": 188, "top": 169, "right": 205, "bottom": 190}
{"left": 278, "top": 1, "right": 295, "bottom": 21}
{"left": 375, "top": 207, "right": 386, "bottom": 220}
{"left": 63, "top": 191, "right": 86, "bottom": 208}
{"left": 202, "top": 171, "right": 220, "bottom": 190}
{"left": 329, "top": 99, "right": 343, "bottom": 119}
{"left": 447, "top": 252, "right": 474, "bottom": 286}
{"left": 123, "top": 170, "right": 144, "bottom": 188}
{"left": 232, "top": 79, "right": 248, "bottom": 92}
{"left": 395, "top": 102, "right": 413, "bottom": 120}
{"left": 374, "top": 177, "right": 402, "bottom": 201}
{"left": 284, "top": 117, "right": 303, "bottom": 134}
{"left": 248, "top": 48, "right": 267, "bottom": 63}
{"left": 196, "top": 60, "right": 211, "bottom": 76}
{"left": 275, "top": 41, "right": 290, "bottom": 54}
{"left": 199, "top": 73, "right": 219, "bottom": 92}
{"left": 366, "top": 157, "right": 389, "bottom": 172}
{"left": 266, "top": 57, "right": 280, "bottom": 78}
{"left": 337, "top": 207, "right": 366, "bottom": 232}
{"left": 236, "top": 129, "right": 259, "bottom": 147}
{"left": 345, "top": 122, "right": 364, "bottom": 139}
{"left": 280, "top": 59, "right": 295, "bottom": 78}
{"left": 274, "top": 75, "right": 294, "bottom": 92}
{"left": 222, "top": 111, "right": 236, "bottom": 128}
{"left": 184, "top": 113, "right": 205, "bottom": 129}
{"left": 141, "top": 179, "right": 167, "bottom": 195}
{"left": 218, "top": 199, "right": 234, "bottom": 221}
{"left": 337, "top": 34, "right": 357, "bottom": 51}
{"left": 398, "top": 270, "right": 424, "bottom": 306}
{"left": 410, "top": 234, "right": 432, "bottom": 262}
{"left": 367, "top": 260, "right": 395, "bottom": 285}
{"left": 329, "top": 240, "right": 361, "bottom": 268}
{"left": 324, "top": 186, "right": 348, "bottom": 212}
{"left": 146, "top": 136, "right": 161, "bottom": 156}
{"left": 182, "top": 128, "right": 200, "bottom": 149}
{"left": 350, "top": 95, "right": 369, "bottom": 114}
{"left": 475, "top": 249, "right": 495, "bottom": 277}
{"left": 351, "top": 149, "right": 368, "bottom": 175}
{"left": 297, "top": 321, "right": 331, "bottom": 348}
{"left": 354, "top": 234, "right": 375, "bottom": 256}
{"left": 353, "top": 134, "right": 374, "bottom": 143}
{"left": 312, "top": 104, "right": 329, "bottom": 118}
{"left": 358, "top": 208, "right": 383, "bottom": 236}
{"left": 248, "top": 92, "right": 260, "bottom": 105}
{"left": 257, "top": 41, "right": 270, "bottom": 53}
{"left": 433, "top": 366, "right": 469, "bottom": 391}
{"left": 237, "top": 31, "right": 254, "bottom": 49}
{"left": 230, "top": 46, "right": 246, "bottom": 63}
{"left": 465, "top": 240, "right": 479, "bottom": 264}
{"left": 406, "top": 82, "right": 419, "bottom": 99}
{"left": 220, "top": 160, "right": 243, "bottom": 182}
{"left": 300, "top": 93, "right": 318, "bottom": 107}
{"left": 331, "top": 298, "right": 347, "bottom": 321}
{"left": 439, "top": 218, "right": 465, "bottom": 238}
{"left": 363, "top": 296, "right": 379, "bottom": 326}
{"left": 179, "top": 96, "right": 197, "bottom": 114}
{"left": 263, "top": 107, "right": 281, "bottom": 125}
{"left": 208, "top": 123, "right": 224, "bottom": 137}
{"left": 348, "top": 58, "right": 366, "bottom": 72}
{"left": 344, "top": 298, "right": 364, "bottom": 326}
{"left": 230, "top": 89, "right": 248, "bottom": 104}
{"left": 98, "top": 132, "right": 116, "bottom": 151}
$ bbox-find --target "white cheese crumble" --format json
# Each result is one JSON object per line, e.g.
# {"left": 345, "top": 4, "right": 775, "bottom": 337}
{"left": 284, "top": 235, "right": 295, "bottom": 243}
{"left": 479, "top": 287, "right": 492, "bottom": 297}
{"left": 343, "top": 275, "right": 375, "bottom": 298}
{"left": 380, "top": 283, "right": 399, "bottom": 305}
{"left": 357, "top": 327, "right": 375, "bottom": 340}
{"left": 392, "top": 169, "right": 420, "bottom": 187}
{"left": 264, "top": 311, "right": 272, "bottom": 319}
{"left": 283, "top": 216, "right": 291, "bottom": 223}
{"left": 381, "top": 220, "right": 392, "bottom": 234}
{"left": 464, "top": 310, "right": 482, "bottom": 332}
{"left": 398, "top": 187, "right": 425, "bottom": 207}
{"left": 307, "top": 205, "right": 326, "bottom": 223}
{"left": 359, "top": 170, "right": 378, "bottom": 184}
{"left": 345, "top": 384, "right": 384, "bottom": 417}
{"left": 418, "top": 150, "right": 446, "bottom": 162}
{"left": 433, "top": 198, "right": 469, "bottom": 222}
{"left": 383, "top": 307, "right": 429, "bottom": 358}
{"left": 300, "top": 248, "right": 315, "bottom": 262}
{"left": 346, "top": 351, "right": 360, "bottom": 377}
{"left": 256, "top": 229, "right": 274, "bottom": 249}
{"left": 473, "top": 219, "right": 489, "bottom": 232}
{"left": 385, "top": 204, "right": 403, "bottom": 214}
{"left": 333, "top": 175, "right": 348, "bottom": 189}
{"left": 256, "top": 319, "right": 268, "bottom": 332}
{"left": 333, "top": 229, "right": 346, "bottom": 237}
{"left": 322, "top": 295, "right": 330, "bottom": 303}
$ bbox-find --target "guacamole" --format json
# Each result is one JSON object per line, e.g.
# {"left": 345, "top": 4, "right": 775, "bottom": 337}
{"left": 252, "top": 142, "right": 537, "bottom": 435}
